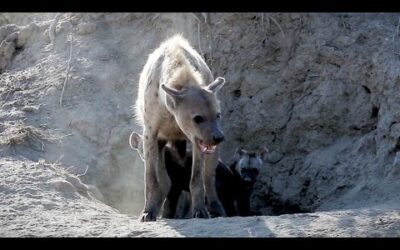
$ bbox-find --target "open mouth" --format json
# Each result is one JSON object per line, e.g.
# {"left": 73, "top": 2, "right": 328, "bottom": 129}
{"left": 196, "top": 138, "right": 217, "bottom": 154}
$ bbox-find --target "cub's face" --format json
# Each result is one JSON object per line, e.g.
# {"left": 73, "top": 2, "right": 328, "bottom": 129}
{"left": 234, "top": 147, "right": 268, "bottom": 185}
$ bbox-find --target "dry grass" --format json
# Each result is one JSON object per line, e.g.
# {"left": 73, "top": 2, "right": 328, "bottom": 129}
{"left": 0, "top": 122, "right": 69, "bottom": 151}
{"left": 261, "top": 13, "right": 285, "bottom": 40}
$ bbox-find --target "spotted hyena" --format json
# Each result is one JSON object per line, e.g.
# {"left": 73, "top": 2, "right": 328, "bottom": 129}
{"left": 219, "top": 147, "right": 268, "bottom": 216}
{"left": 134, "top": 34, "right": 226, "bottom": 222}
{"left": 129, "top": 132, "right": 268, "bottom": 218}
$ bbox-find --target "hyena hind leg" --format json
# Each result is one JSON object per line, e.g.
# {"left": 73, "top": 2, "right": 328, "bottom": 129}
{"left": 140, "top": 138, "right": 171, "bottom": 222}
{"left": 161, "top": 185, "right": 182, "bottom": 219}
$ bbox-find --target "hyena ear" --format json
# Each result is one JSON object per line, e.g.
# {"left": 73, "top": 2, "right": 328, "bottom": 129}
{"left": 161, "top": 84, "right": 186, "bottom": 98}
{"left": 161, "top": 84, "right": 186, "bottom": 108}
{"left": 234, "top": 147, "right": 245, "bottom": 161}
{"left": 206, "top": 77, "right": 225, "bottom": 93}
{"left": 129, "top": 132, "right": 142, "bottom": 150}
{"left": 259, "top": 146, "right": 269, "bottom": 162}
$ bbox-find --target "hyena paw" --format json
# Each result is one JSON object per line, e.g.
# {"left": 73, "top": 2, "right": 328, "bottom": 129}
{"left": 139, "top": 211, "right": 157, "bottom": 222}
{"left": 192, "top": 206, "right": 210, "bottom": 219}
{"left": 208, "top": 200, "right": 226, "bottom": 218}
{"left": 161, "top": 210, "right": 175, "bottom": 219}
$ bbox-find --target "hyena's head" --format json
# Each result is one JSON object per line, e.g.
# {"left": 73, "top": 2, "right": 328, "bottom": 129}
{"left": 161, "top": 77, "right": 226, "bottom": 155}
{"left": 233, "top": 147, "right": 268, "bottom": 186}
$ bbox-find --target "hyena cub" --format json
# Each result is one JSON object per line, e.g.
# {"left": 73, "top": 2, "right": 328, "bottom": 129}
{"left": 134, "top": 34, "right": 226, "bottom": 222}
{"left": 130, "top": 132, "right": 193, "bottom": 219}
{"left": 220, "top": 147, "right": 268, "bottom": 216}
{"left": 129, "top": 132, "right": 268, "bottom": 218}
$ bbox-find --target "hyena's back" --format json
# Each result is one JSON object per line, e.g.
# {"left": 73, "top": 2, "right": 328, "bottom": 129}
{"left": 134, "top": 34, "right": 213, "bottom": 126}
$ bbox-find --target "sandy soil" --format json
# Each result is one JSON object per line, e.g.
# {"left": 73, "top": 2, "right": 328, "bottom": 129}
{"left": 1, "top": 157, "right": 399, "bottom": 237}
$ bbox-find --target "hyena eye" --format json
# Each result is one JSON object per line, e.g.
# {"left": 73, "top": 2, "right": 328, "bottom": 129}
{"left": 216, "top": 113, "right": 221, "bottom": 119}
{"left": 193, "top": 115, "right": 204, "bottom": 124}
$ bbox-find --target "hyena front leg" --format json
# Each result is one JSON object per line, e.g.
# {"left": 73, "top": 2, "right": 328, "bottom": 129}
{"left": 237, "top": 194, "right": 251, "bottom": 217}
{"left": 190, "top": 146, "right": 209, "bottom": 218}
{"left": 204, "top": 151, "right": 226, "bottom": 217}
{"left": 139, "top": 131, "right": 170, "bottom": 222}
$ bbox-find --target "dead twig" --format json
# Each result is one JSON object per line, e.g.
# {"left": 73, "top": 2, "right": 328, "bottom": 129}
{"left": 77, "top": 165, "right": 89, "bottom": 177}
{"left": 269, "top": 15, "right": 285, "bottom": 40}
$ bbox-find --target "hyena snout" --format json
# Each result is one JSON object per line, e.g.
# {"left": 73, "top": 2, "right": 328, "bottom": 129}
{"left": 196, "top": 127, "right": 224, "bottom": 154}
{"left": 213, "top": 134, "right": 224, "bottom": 144}
{"left": 211, "top": 128, "right": 224, "bottom": 145}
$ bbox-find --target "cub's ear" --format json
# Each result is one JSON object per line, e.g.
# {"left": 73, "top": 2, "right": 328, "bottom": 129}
{"left": 258, "top": 146, "right": 269, "bottom": 162}
{"left": 129, "top": 132, "right": 145, "bottom": 161}
{"left": 234, "top": 147, "right": 245, "bottom": 161}
{"left": 206, "top": 77, "right": 225, "bottom": 93}
{"left": 129, "top": 132, "right": 142, "bottom": 150}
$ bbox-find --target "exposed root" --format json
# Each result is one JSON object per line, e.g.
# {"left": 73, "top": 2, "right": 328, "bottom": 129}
{"left": 393, "top": 17, "right": 400, "bottom": 56}
{"left": 37, "top": 157, "right": 95, "bottom": 200}
{"left": 260, "top": 13, "right": 285, "bottom": 40}
{"left": 49, "top": 13, "right": 62, "bottom": 46}
{"left": 151, "top": 13, "right": 161, "bottom": 23}
{"left": 59, "top": 33, "right": 73, "bottom": 106}
{"left": 191, "top": 13, "right": 204, "bottom": 56}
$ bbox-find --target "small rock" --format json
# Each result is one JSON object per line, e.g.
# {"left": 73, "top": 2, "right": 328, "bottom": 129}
{"left": 267, "top": 150, "right": 284, "bottom": 164}
{"left": 57, "top": 21, "right": 72, "bottom": 34}
{"left": 0, "top": 24, "right": 19, "bottom": 41}
{"left": 22, "top": 105, "right": 40, "bottom": 113}
{"left": 52, "top": 180, "right": 75, "bottom": 193}
{"left": 334, "top": 35, "right": 355, "bottom": 47}
{"left": 16, "top": 23, "right": 38, "bottom": 48}
{"left": 5, "top": 32, "right": 19, "bottom": 43}
{"left": 69, "top": 14, "right": 84, "bottom": 25}
{"left": 43, "top": 29, "right": 51, "bottom": 43}
{"left": 291, "top": 13, "right": 301, "bottom": 20}
{"left": 46, "top": 86, "right": 57, "bottom": 95}
{"left": 77, "top": 22, "right": 97, "bottom": 36}
{"left": 221, "top": 39, "right": 232, "bottom": 53}
{"left": 0, "top": 39, "right": 16, "bottom": 73}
